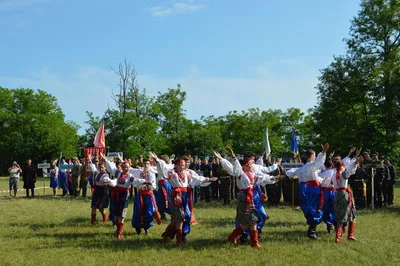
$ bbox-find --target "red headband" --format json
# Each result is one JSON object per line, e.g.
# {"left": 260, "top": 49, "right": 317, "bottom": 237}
{"left": 174, "top": 158, "right": 184, "bottom": 166}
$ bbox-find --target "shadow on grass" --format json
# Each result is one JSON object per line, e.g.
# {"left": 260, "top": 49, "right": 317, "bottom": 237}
{"left": 9, "top": 216, "right": 91, "bottom": 230}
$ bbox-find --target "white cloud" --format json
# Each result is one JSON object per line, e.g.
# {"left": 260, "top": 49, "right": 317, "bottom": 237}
{"left": 0, "top": 59, "right": 320, "bottom": 135}
{"left": 0, "top": 0, "right": 53, "bottom": 11}
{"left": 146, "top": 1, "right": 203, "bottom": 17}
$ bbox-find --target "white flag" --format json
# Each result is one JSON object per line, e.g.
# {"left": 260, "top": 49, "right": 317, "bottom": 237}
{"left": 265, "top": 127, "right": 271, "bottom": 157}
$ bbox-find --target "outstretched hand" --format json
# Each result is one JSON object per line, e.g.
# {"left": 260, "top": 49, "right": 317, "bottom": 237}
{"left": 213, "top": 151, "right": 223, "bottom": 160}
{"left": 321, "top": 143, "right": 329, "bottom": 154}
{"left": 210, "top": 177, "right": 218, "bottom": 182}
{"left": 355, "top": 147, "right": 362, "bottom": 158}
{"left": 149, "top": 152, "right": 158, "bottom": 160}
{"left": 225, "top": 146, "right": 235, "bottom": 158}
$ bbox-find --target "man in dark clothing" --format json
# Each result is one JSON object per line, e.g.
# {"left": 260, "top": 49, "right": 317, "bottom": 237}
{"left": 266, "top": 157, "right": 282, "bottom": 205}
{"left": 211, "top": 158, "right": 220, "bottom": 200}
{"left": 349, "top": 167, "right": 368, "bottom": 209}
{"left": 200, "top": 157, "right": 212, "bottom": 202}
{"left": 384, "top": 157, "right": 397, "bottom": 206}
{"left": 22, "top": 159, "right": 36, "bottom": 198}
{"left": 218, "top": 159, "right": 231, "bottom": 205}
{"left": 371, "top": 152, "right": 385, "bottom": 208}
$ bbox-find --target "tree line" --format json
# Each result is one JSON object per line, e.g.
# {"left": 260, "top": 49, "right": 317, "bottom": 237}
{"left": 1, "top": 0, "right": 399, "bottom": 174}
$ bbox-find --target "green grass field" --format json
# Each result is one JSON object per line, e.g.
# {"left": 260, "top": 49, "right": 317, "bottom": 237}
{"left": 0, "top": 177, "right": 399, "bottom": 266}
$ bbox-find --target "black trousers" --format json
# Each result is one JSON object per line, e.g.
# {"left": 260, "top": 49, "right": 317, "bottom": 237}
{"left": 219, "top": 176, "right": 231, "bottom": 205}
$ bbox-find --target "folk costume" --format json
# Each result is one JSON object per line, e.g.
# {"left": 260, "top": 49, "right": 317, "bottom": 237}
{"left": 220, "top": 157, "right": 276, "bottom": 248}
{"left": 108, "top": 167, "right": 135, "bottom": 240}
{"left": 331, "top": 158, "right": 358, "bottom": 243}
{"left": 49, "top": 164, "right": 59, "bottom": 197}
{"left": 319, "top": 168, "right": 336, "bottom": 234}
{"left": 161, "top": 159, "right": 212, "bottom": 247}
{"left": 154, "top": 158, "right": 174, "bottom": 218}
{"left": 131, "top": 166, "right": 162, "bottom": 235}
{"left": 287, "top": 152, "right": 326, "bottom": 239}
{"left": 90, "top": 166, "right": 111, "bottom": 225}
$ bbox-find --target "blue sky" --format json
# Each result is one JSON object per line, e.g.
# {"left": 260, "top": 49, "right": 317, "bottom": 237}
{"left": 0, "top": 0, "right": 361, "bottom": 134}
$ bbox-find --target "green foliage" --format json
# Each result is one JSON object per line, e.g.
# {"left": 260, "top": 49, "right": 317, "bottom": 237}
{"left": 315, "top": 0, "right": 400, "bottom": 158}
{"left": 0, "top": 87, "right": 79, "bottom": 174}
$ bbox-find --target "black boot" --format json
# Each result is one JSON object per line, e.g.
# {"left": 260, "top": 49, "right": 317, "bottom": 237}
{"left": 307, "top": 224, "right": 318, "bottom": 240}
{"left": 239, "top": 234, "right": 249, "bottom": 244}
{"left": 327, "top": 224, "right": 333, "bottom": 234}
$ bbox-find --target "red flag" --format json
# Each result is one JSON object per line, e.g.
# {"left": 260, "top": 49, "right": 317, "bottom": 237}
{"left": 94, "top": 120, "right": 106, "bottom": 148}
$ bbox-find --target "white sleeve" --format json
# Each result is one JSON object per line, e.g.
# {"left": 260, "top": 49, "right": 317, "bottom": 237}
{"left": 132, "top": 177, "right": 146, "bottom": 188}
{"left": 220, "top": 158, "right": 241, "bottom": 177}
{"left": 129, "top": 168, "right": 142, "bottom": 179}
{"left": 156, "top": 159, "right": 169, "bottom": 177}
{"left": 256, "top": 173, "right": 277, "bottom": 186}
{"left": 286, "top": 167, "right": 301, "bottom": 178}
{"left": 105, "top": 161, "right": 117, "bottom": 176}
{"left": 344, "top": 162, "right": 358, "bottom": 179}
{"left": 108, "top": 179, "right": 118, "bottom": 187}
{"left": 258, "top": 164, "right": 278, "bottom": 174}
{"left": 313, "top": 152, "right": 326, "bottom": 170}
{"left": 189, "top": 170, "right": 210, "bottom": 187}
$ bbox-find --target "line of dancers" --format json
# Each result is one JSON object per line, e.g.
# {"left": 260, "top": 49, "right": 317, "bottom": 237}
{"left": 87, "top": 144, "right": 362, "bottom": 248}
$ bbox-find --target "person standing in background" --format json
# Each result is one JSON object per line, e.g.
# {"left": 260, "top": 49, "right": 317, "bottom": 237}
{"left": 23, "top": 159, "right": 36, "bottom": 198}
{"left": 9, "top": 161, "right": 22, "bottom": 197}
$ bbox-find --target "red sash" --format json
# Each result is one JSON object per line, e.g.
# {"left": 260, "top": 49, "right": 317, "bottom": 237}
{"left": 158, "top": 179, "right": 169, "bottom": 209}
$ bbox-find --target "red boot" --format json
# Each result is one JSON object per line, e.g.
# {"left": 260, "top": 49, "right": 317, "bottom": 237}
{"left": 176, "top": 229, "right": 183, "bottom": 247}
{"left": 228, "top": 227, "right": 244, "bottom": 247}
{"left": 102, "top": 213, "right": 108, "bottom": 224}
{"left": 347, "top": 222, "right": 356, "bottom": 241}
{"left": 116, "top": 223, "right": 124, "bottom": 240}
{"left": 335, "top": 227, "right": 343, "bottom": 243}
{"left": 250, "top": 230, "right": 262, "bottom": 248}
{"left": 91, "top": 214, "right": 96, "bottom": 225}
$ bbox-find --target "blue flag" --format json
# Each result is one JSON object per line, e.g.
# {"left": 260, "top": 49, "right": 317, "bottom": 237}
{"left": 291, "top": 128, "right": 298, "bottom": 153}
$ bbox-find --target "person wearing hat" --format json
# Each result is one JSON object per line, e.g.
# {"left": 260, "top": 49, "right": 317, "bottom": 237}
{"left": 200, "top": 156, "right": 213, "bottom": 202}
{"left": 381, "top": 155, "right": 393, "bottom": 206}
{"left": 8, "top": 161, "right": 22, "bottom": 197}
{"left": 384, "top": 157, "right": 397, "bottom": 206}
{"left": 371, "top": 152, "right": 386, "bottom": 208}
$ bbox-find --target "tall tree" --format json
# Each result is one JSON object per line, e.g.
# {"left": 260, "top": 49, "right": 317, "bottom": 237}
{"left": 315, "top": 0, "right": 400, "bottom": 157}
{"left": 0, "top": 87, "right": 79, "bottom": 174}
